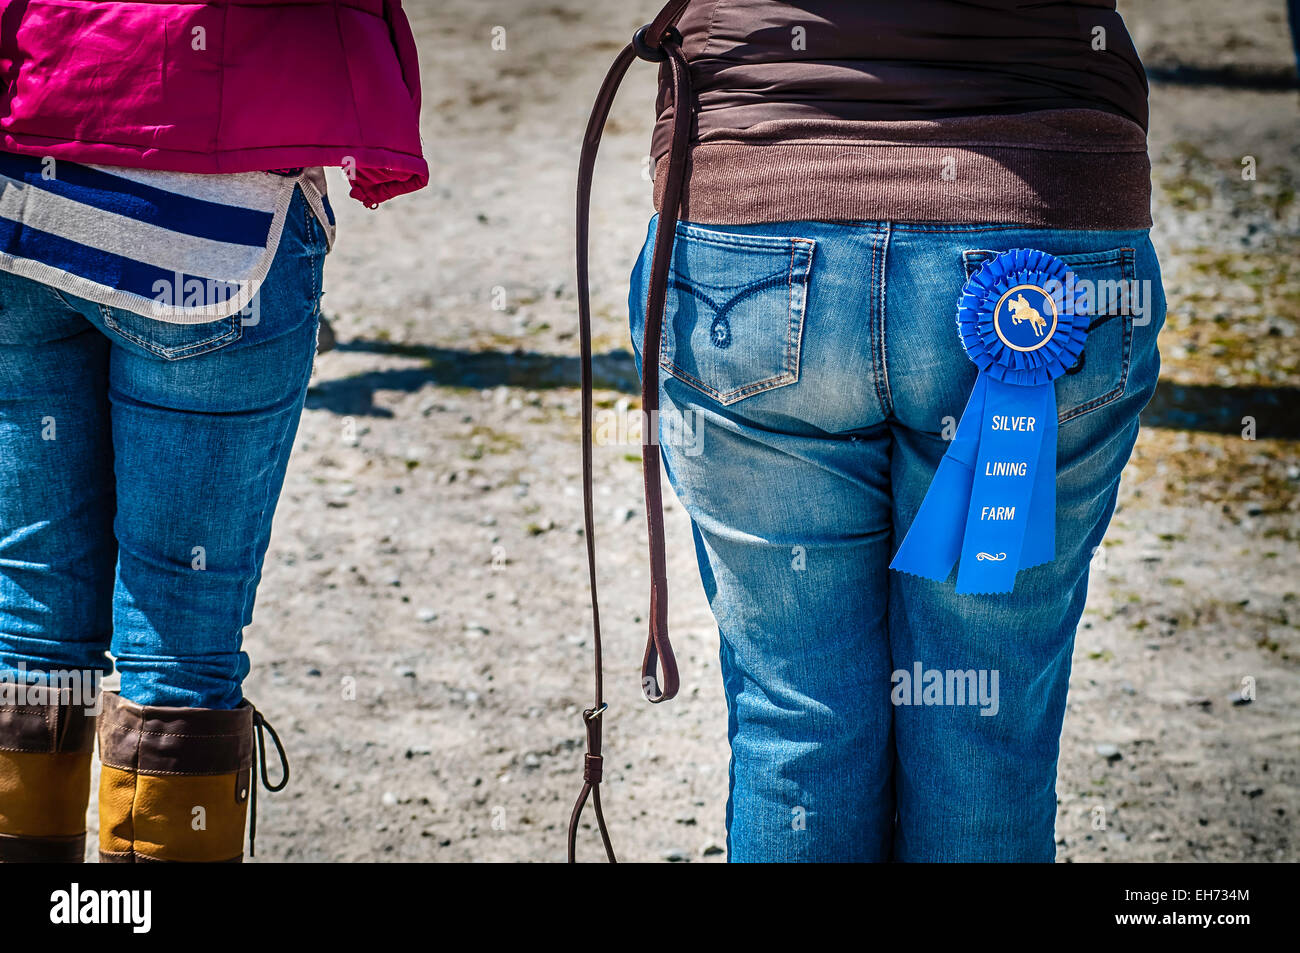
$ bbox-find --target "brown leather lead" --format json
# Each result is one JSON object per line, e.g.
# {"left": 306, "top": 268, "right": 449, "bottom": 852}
{"left": 568, "top": 1, "right": 694, "bottom": 863}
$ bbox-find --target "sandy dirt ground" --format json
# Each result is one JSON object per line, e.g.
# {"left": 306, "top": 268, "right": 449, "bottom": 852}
{"left": 90, "top": 0, "right": 1300, "bottom": 862}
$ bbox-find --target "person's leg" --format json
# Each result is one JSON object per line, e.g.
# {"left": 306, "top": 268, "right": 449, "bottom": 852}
{"left": 630, "top": 218, "right": 896, "bottom": 861}
{"left": 0, "top": 271, "right": 114, "bottom": 861}
{"left": 61, "top": 186, "right": 323, "bottom": 861}
{"left": 0, "top": 272, "right": 115, "bottom": 679}
{"left": 884, "top": 225, "right": 1164, "bottom": 861}
{"left": 91, "top": 189, "right": 325, "bottom": 710}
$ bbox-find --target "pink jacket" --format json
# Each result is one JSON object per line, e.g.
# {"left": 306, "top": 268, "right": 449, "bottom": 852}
{"left": 0, "top": 0, "right": 428, "bottom": 206}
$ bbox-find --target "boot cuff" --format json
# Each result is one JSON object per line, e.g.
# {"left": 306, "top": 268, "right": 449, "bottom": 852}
{"left": 0, "top": 693, "right": 96, "bottom": 754}
{"left": 97, "top": 692, "right": 252, "bottom": 776}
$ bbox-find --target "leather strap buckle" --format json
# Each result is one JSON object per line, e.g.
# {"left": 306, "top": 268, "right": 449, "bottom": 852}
{"left": 632, "top": 24, "right": 681, "bottom": 62}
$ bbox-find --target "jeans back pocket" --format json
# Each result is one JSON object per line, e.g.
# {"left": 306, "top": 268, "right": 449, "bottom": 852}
{"left": 659, "top": 224, "right": 815, "bottom": 405}
{"left": 962, "top": 247, "right": 1137, "bottom": 423}
{"left": 98, "top": 305, "right": 243, "bottom": 361}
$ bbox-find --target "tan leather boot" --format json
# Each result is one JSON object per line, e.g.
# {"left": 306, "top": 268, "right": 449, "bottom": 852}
{"left": 97, "top": 691, "right": 287, "bottom": 862}
{"left": 0, "top": 692, "right": 96, "bottom": 862}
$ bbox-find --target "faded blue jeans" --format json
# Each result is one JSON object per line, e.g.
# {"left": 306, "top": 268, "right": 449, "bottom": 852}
{"left": 0, "top": 187, "right": 325, "bottom": 709}
{"left": 630, "top": 217, "right": 1164, "bottom": 862}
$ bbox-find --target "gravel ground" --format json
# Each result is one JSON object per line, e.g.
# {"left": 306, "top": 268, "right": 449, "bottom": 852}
{"left": 90, "top": 0, "right": 1300, "bottom": 862}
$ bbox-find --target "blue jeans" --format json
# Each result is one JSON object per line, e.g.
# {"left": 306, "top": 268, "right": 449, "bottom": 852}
{"left": 0, "top": 187, "right": 325, "bottom": 709}
{"left": 629, "top": 217, "right": 1165, "bottom": 862}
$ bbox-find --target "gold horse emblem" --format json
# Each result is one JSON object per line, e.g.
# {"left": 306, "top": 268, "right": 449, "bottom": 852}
{"left": 1007, "top": 293, "right": 1048, "bottom": 337}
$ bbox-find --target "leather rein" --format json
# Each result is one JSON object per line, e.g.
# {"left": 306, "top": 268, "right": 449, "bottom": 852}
{"left": 568, "top": 0, "right": 694, "bottom": 863}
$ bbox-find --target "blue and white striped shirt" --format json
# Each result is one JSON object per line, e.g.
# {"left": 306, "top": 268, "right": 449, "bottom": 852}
{"left": 0, "top": 154, "right": 334, "bottom": 323}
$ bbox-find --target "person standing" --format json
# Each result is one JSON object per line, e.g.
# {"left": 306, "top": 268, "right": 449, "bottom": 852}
{"left": 577, "top": 0, "right": 1164, "bottom": 862}
{"left": 0, "top": 0, "right": 426, "bottom": 862}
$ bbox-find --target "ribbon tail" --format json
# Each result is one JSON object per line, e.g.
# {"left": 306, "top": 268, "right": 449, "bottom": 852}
{"left": 891, "top": 375, "right": 987, "bottom": 582}
{"left": 1020, "top": 388, "right": 1058, "bottom": 570}
{"left": 956, "top": 378, "right": 1048, "bottom": 594}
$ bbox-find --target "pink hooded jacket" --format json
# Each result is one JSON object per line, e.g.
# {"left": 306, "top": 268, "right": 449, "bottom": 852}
{"left": 0, "top": 0, "right": 428, "bottom": 206}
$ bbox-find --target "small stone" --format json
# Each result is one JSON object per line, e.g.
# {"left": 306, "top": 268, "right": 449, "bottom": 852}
{"left": 381, "top": 791, "right": 399, "bottom": 807}
{"left": 1096, "top": 743, "right": 1122, "bottom": 762}
{"left": 1228, "top": 691, "right": 1253, "bottom": 706}
{"left": 663, "top": 848, "right": 690, "bottom": 863}
{"left": 417, "top": 608, "right": 439, "bottom": 623}
{"left": 701, "top": 843, "right": 725, "bottom": 857}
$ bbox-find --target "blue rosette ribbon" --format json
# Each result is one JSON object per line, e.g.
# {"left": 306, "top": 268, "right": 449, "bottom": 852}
{"left": 890, "top": 248, "right": 1089, "bottom": 594}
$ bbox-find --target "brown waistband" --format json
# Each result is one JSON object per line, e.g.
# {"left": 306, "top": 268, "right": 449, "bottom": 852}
{"left": 653, "top": 112, "right": 1152, "bottom": 230}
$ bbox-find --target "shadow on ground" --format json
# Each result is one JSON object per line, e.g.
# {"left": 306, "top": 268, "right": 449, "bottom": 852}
{"left": 1146, "top": 64, "right": 1299, "bottom": 89}
{"left": 306, "top": 340, "right": 639, "bottom": 417}
{"left": 309, "top": 339, "right": 1300, "bottom": 438}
